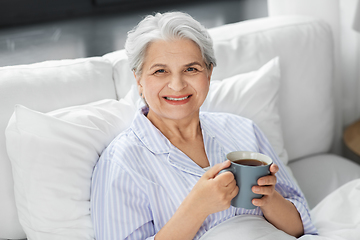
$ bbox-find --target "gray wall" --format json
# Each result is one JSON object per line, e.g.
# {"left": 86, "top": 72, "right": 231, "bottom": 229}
{"left": 0, "top": 0, "right": 268, "bottom": 28}
{"left": 0, "top": 0, "right": 185, "bottom": 27}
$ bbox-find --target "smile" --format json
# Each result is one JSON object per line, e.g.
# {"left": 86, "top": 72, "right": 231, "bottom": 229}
{"left": 164, "top": 95, "right": 191, "bottom": 101}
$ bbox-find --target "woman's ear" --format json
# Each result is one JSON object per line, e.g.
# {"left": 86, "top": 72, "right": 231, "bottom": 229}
{"left": 207, "top": 64, "right": 214, "bottom": 82}
{"left": 133, "top": 71, "right": 139, "bottom": 82}
{"left": 134, "top": 71, "right": 143, "bottom": 97}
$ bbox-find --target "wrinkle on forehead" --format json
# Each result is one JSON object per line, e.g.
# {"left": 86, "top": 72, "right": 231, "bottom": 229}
{"left": 143, "top": 39, "right": 206, "bottom": 72}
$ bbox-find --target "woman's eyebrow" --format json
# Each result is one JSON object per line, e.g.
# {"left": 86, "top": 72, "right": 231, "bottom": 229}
{"left": 185, "top": 61, "right": 203, "bottom": 67}
{"left": 150, "top": 64, "right": 167, "bottom": 70}
{"left": 149, "top": 62, "right": 203, "bottom": 70}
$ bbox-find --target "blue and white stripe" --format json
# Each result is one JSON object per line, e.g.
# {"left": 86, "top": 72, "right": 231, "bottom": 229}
{"left": 91, "top": 109, "right": 317, "bottom": 239}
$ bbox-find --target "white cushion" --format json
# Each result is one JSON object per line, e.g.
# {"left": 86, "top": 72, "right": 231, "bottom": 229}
{"left": 289, "top": 154, "right": 360, "bottom": 209}
{"left": 208, "top": 16, "right": 334, "bottom": 161}
{"left": 103, "top": 50, "right": 135, "bottom": 98}
{"left": 0, "top": 57, "right": 116, "bottom": 238}
{"left": 5, "top": 99, "right": 136, "bottom": 240}
{"left": 202, "top": 57, "right": 288, "bottom": 165}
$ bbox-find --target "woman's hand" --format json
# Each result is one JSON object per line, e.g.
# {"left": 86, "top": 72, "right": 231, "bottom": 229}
{"left": 250, "top": 163, "right": 304, "bottom": 237}
{"left": 251, "top": 163, "right": 279, "bottom": 207}
{"left": 155, "top": 161, "right": 238, "bottom": 240}
{"left": 188, "top": 160, "right": 239, "bottom": 218}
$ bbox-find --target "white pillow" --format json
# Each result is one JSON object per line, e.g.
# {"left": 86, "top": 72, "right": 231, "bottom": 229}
{"left": 199, "top": 215, "right": 296, "bottom": 240}
{"left": 5, "top": 99, "right": 136, "bottom": 240}
{"left": 201, "top": 57, "right": 289, "bottom": 165}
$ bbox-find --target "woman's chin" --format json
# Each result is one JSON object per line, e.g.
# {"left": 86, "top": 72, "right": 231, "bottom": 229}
{"left": 148, "top": 107, "right": 200, "bottom": 122}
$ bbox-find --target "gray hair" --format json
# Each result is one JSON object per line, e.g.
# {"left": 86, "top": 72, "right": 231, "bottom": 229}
{"left": 125, "top": 12, "right": 217, "bottom": 76}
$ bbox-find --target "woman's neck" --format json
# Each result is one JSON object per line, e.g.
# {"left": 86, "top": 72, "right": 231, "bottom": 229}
{"left": 146, "top": 109, "right": 202, "bottom": 143}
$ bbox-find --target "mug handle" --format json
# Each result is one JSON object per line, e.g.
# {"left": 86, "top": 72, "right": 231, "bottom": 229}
{"left": 218, "top": 164, "right": 236, "bottom": 176}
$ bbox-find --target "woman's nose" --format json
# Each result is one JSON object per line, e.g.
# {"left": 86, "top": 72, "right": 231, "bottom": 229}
{"left": 167, "top": 74, "right": 187, "bottom": 91}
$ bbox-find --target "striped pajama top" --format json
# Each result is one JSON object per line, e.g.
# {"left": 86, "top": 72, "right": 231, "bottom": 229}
{"left": 90, "top": 109, "right": 317, "bottom": 239}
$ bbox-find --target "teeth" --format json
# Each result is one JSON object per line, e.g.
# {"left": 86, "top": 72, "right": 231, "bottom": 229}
{"left": 165, "top": 96, "right": 190, "bottom": 101}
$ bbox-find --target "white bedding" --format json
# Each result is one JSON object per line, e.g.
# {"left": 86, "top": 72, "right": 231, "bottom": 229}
{"left": 200, "top": 179, "right": 360, "bottom": 240}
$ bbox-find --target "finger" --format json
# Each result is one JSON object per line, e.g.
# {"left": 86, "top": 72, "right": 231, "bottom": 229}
{"left": 257, "top": 175, "right": 277, "bottom": 186}
{"left": 230, "top": 184, "right": 239, "bottom": 198}
{"left": 226, "top": 178, "right": 237, "bottom": 189}
{"left": 252, "top": 197, "right": 267, "bottom": 207}
{"left": 204, "top": 160, "right": 231, "bottom": 179}
{"left": 252, "top": 185, "right": 275, "bottom": 196}
{"left": 215, "top": 171, "right": 235, "bottom": 186}
{"left": 269, "top": 163, "right": 279, "bottom": 174}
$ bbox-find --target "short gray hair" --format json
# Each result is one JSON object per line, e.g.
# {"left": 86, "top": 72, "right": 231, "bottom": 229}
{"left": 125, "top": 12, "right": 217, "bottom": 76}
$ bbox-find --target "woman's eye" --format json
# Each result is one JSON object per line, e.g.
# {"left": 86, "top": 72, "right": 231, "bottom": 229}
{"left": 154, "top": 69, "right": 165, "bottom": 74}
{"left": 186, "top": 67, "right": 197, "bottom": 72}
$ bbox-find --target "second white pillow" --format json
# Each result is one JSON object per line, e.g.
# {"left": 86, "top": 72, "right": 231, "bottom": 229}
{"left": 201, "top": 57, "right": 288, "bottom": 165}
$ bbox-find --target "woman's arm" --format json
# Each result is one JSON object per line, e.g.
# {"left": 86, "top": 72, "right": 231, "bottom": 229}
{"left": 251, "top": 164, "right": 304, "bottom": 237}
{"left": 251, "top": 122, "right": 317, "bottom": 236}
{"left": 155, "top": 161, "right": 238, "bottom": 240}
{"left": 91, "top": 157, "right": 157, "bottom": 240}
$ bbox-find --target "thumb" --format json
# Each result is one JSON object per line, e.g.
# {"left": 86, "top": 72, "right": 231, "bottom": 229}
{"left": 204, "top": 160, "right": 231, "bottom": 179}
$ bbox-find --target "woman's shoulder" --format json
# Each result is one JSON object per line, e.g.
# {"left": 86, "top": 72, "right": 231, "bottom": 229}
{"left": 110, "top": 128, "right": 137, "bottom": 147}
{"left": 104, "top": 110, "right": 149, "bottom": 156}
{"left": 200, "top": 111, "right": 254, "bottom": 126}
{"left": 100, "top": 128, "right": 142, "bottom": 163}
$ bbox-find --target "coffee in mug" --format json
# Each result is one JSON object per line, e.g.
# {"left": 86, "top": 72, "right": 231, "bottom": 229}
{"left": 232, "top": 159, "right": 267, "bottom": 166}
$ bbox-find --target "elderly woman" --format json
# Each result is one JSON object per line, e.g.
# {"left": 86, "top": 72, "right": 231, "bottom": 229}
{"left": 91, "top": 12, "right": 317, "bottom": 240}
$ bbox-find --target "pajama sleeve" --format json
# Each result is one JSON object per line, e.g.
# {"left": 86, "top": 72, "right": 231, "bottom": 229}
{"left": 91, "top": 152, "right": 156, "bottom": 240}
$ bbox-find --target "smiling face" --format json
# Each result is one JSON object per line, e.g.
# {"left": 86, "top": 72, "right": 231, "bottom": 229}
{"left": 135, "top": 38, "right": 213, "bottom": 123}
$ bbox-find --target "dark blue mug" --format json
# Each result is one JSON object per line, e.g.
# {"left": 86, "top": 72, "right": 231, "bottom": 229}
{"left": 220, "top": 151, "right": 272, "bottom": 209}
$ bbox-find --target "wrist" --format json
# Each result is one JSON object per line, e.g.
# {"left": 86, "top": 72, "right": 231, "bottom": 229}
{"left": 260, "top": 191, "right": 304, "bottom": 237}
{"left": 155, "top": 195, "right": 208, "bottom": 240}
{"left": 259, "top": 191, "right": 282, "bottom": 215}
{"left": 181, "top": 191, "right": 209, "bottom": 221}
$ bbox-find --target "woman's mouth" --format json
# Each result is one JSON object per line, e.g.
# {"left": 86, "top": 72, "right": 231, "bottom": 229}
{"left": 163, "top": 95, "right": 192, "bottom": 104}
{"left": 164, "top": 95, "right": 191, "bottom": 101}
